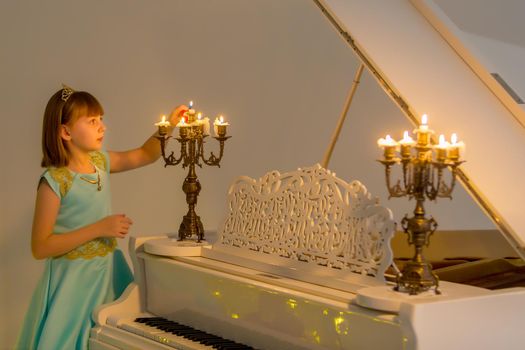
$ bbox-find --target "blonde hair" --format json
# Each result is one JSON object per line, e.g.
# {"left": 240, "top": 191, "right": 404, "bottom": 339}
{"left": 41, "top": 89, "right": 104, "bottom": 168}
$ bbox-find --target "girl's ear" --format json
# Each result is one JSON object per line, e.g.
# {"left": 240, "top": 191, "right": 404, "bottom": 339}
{"left": 60, "top": 124, "right": 72, "bottom": 141}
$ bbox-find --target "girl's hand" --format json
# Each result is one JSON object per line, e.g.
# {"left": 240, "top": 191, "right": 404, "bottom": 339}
{"left": 97, "top": 214, "right": 133, "bottom": 238}
{"left": 169, "top": 104, "right": 189, "bottom": 126}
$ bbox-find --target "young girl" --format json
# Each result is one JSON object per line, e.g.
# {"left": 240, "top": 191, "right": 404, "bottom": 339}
{"left": 16, "top": 85, "right": 187, "bottom": 350}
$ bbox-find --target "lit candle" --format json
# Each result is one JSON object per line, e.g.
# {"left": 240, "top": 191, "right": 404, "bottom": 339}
{"left": 434, "top": 134, "right": 449, "bottom": 162}
{"left": 196, "top": 112, "right": 205, "bottom": 133}
{"left": 398, "top": 131, "right": 415, "bottom": 159}
{"left": 377, "top": 134, "right": 398, "bottom": 160}
{"left": 447, "top": 133, "right": 463, "bottom": 161}
{"left": 420, "top": 114, "right": 429, "bottom": 131}
{"left": 214, "top": 115, "right": 229, "bottom": 137}
{"left": 155, "top": 115, "right": 171, "bottom": 136}
{"left": 186, "top": 101, "right": 196, "bottom": 123}
{"left": 414, "top": 114, "right": 433, "bottom": 146}
{"left": 177, "top": 116, "right": 190, "bottom": 138}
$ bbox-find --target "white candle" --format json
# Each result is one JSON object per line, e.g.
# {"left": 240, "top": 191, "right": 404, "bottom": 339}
{"left": 398, "top": 131, "right": 415, "bottom": 158}
{"left": 398, "top": 131, "right": 415, "bottom": 145}
{"left": 377, "top": 134, "right": 398, "bottom": 160}
{"left": 434, "top": 134, "right": 449, "bottom": 161}
{"left": 420, "top": 114, "right": 429, "bottom": 131}
{"left": 155, "top": 115, "right": 171, "bottom": 136}
{"left": 176, "top": 116, "right": 189, "bottom": 128}
{"left": 448, "top": 133, "right": 464, "bottom": 160}
{"left": 377, "top": 134, "right": 398, "bottom": 147}
{"left": 214, "top": 115, "right": 229, "bottom": 136}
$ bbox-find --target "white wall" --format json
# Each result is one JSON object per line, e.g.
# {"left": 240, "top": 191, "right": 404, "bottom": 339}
{"left": 0, "top": 0, "right": 493, "bottom": 348}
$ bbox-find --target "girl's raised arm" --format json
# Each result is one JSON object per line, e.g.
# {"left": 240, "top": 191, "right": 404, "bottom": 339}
{"left": 108, "top": 104, "right": 187, "bottom": 173}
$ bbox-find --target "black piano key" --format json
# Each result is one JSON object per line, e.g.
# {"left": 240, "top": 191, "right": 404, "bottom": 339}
{"left": 197, "top": 335, "right": 225, "bottom": 344}
{"left": 202, "top": 338, "right": 232, "bottom": 346}
{"left": 135, "top": 317, "right": 164, "bottom": 323}
{"left": 160, "top": 324, "right": 192, "bottom": 331}
{"left": 187, "top": 333, "right": 218, "bottom": 342}
{"left": 214, "top": 343, "right": 249, "bottom": 350}
{"left": 145, "top": 321, "right": 174, "bottom": 327}
{"left": 187, "top": 335, "right": 210, "bottom": 342}
{"left": 172, "top": 330, "right": 202, "bottom": 337}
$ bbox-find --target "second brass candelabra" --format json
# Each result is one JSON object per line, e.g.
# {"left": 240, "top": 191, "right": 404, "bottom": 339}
{"left": 378, "top": 121, "right": 464, "bottom": 295}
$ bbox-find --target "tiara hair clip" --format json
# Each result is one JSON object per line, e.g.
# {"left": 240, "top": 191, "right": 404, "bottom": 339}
{"left": 61, "top": 83, "right": 75, "bottom": 102}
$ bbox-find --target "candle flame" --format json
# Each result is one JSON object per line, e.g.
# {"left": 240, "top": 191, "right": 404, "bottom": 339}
{"left": 439, "top": 134, "right": 446, "bottom": 146}
{"left": 422, "top": 114, "right": 428, "bottom": 125}
{"left": 189, "top": 101, "right": 193, "bottom": 109}
{"left": 161, "top": 115, "right": 167, "bottom": 122}
{"left": 377, "top": 134, "right": 398, "bottom": 147}
{"left": 219, "top": 115, "right": 224, "bottom": 123}
{"left": 181, "top": 117, "right": 186, "bottom": 124}
{"left": 451, "top": 133, "right": 458, "bottom": 144}
{"left": 198, "top": 113, "right": 202, "bottom": 120}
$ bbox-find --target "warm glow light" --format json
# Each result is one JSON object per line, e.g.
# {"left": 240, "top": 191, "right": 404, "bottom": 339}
{"left": 198, "top": 113, "right": 202, "bottom": 120}
{"left": 155, "top": 115, "right": 171, "bottom": 127}
{"left": 451, "top": 133, "right": 458, "bottom": 145}
{"left": 435, "top": 134, "right": 449, "bottom": 150}
{"left": 176, "top": 117, "right": 187, "bottom": 127}
{"left": 377, "top": 134, "right": 398, "bottom": 147}
{"left": 422, "top": 114, "right": 428, "bottom": 125}
{"left": 399, "top": 131, "right": 415, "bottom": 144}
{"left": 286, "top": 299, "right": 298, "bottom": 310}
{"left": 220, "top": 115, "right": 224, "bottom": 124}
{"left": 189, "top": 101, "right": 193, "bottom": 109}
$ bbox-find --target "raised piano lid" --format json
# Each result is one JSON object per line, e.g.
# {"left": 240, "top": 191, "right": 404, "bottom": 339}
{"left": 314, "top": 0, "right": 525, "bottom": 258}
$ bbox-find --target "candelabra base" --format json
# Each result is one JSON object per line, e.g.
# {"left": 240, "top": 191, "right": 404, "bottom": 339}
{"left": 178, "top": 214, "right": 205, "bottom": 242}
{"left": 395, "top": 261, "right": 441, "bottom": 295}
{"left": 144, "top": 237, "right": 211, "bottom": 257}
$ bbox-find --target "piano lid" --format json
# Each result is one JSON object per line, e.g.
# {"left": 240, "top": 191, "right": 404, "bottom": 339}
{"left": 314, "top": 0, "right": 525, "bottom": 258}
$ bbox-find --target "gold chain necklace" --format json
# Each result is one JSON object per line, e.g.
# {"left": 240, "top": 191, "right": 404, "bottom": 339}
{"left": 79, "top": 164, "right": 102, "bottom": 191}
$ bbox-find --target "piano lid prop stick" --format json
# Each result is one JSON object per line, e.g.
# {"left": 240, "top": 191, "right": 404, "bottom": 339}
{"left": 322, "top": 63, "right": 365, "bottom": 169}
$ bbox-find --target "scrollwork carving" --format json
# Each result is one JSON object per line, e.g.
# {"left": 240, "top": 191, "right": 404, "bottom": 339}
{"left": 217, "top": 164, "right": 395, "bottom": 279}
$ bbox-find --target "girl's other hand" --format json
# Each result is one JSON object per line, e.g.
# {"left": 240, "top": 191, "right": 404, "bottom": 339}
{"left": 169, "top": 104, "right": 189, "bottom": 126}
{"left": 97, "top": 214, "right": 133, "bottom": 238}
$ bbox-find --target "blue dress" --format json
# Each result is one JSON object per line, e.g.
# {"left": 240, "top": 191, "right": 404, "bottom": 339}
{"left": 16, "top": 151, "right": 133, "bottom": 350}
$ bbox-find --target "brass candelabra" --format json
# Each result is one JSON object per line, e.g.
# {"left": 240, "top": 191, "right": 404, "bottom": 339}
{"left": 156, "top": 108, "right": 231, "bottom": 242}
{"left": 378, "top": 116, "right": 464, "bottom": 295}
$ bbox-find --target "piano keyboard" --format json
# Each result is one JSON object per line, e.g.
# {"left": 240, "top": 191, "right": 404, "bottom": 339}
{"left": 119, "top": 317, "right": 255, "bottom": 350}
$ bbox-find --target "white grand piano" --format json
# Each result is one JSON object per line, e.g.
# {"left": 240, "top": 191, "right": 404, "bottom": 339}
{"left": 89, "top": 1, "right": 525, "bottom": 349}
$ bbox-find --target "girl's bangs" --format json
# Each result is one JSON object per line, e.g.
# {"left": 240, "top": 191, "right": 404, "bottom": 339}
{"left": 67, "top": 92, "right": 104, "bottom": 122}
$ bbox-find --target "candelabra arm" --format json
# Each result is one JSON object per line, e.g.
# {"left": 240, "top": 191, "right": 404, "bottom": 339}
{"left": 382, "top": 162, "right": 407, "bottom": 198}
{"left": 201, "top": 136, "right": 231, "bottom": 167}
{"left": 158, "top": 136, "right": 187, "bottom": 166}
{"left": 425, "top": 163, "right": 441, "bottom": 200}
{"left": 435, "top": 162, "right": 462, "bottom": 198}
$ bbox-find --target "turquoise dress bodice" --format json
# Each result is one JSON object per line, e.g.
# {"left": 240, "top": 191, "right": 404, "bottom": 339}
{"left": 16, "top": 151, "right": 133, "bottom": 350}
